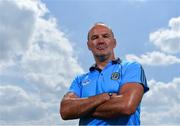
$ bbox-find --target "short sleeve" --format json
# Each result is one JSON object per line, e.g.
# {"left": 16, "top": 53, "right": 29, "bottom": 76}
{"left": 68, "top": 76, "right": 82, "bottom": 97}
{"left": 121, "top": 62, "right": 149, "bottom": 93}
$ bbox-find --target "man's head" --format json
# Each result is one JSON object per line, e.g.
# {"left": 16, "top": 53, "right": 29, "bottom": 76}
{"left": 87, "top": 23, "right": 116, "bottom": 62}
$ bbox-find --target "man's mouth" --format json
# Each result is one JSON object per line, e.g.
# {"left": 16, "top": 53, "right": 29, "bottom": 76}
{"left": 96, "top": 44, "right": 107, "bottom": 50}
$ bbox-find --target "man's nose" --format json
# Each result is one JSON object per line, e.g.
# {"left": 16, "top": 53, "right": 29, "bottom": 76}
{"left": 97, "top": 36, "right": 105, "bottom": 42}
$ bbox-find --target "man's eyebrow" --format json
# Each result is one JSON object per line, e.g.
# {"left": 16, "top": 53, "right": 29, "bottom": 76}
{"left": 90, "top": 33, "right": 112, "bottom": 37}
{"left": 91, "top": 34, "right": 98, "bottom": 36}
{"left": 88, "top": 32, "right": 113, "bottom": 40}
{"left": 103, "top": 33, "right": 111, "bottom": 35}
{"left": 92, "top": 32, "right": 111, "bottom": 35}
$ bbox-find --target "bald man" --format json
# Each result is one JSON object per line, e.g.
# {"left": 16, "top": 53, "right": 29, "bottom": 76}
{"left": 60, "top": 23, "right": 149, "bottom": 125}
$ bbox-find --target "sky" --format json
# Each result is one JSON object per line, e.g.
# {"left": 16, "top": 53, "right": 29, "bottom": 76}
{"left": 0, "top": 0, "right": 180, "bottom": 125}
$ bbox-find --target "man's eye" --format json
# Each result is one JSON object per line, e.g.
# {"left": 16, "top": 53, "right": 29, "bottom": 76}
{"left": 91, "top": 35, "right": 98, "bottom": 40}
{"left": 103, "top": 34, "right": 110, "bottom": 38}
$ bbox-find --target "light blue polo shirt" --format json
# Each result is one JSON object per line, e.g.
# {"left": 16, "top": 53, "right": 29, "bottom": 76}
{"left": 69, "top": 58, "right": 149, "bottom": 125}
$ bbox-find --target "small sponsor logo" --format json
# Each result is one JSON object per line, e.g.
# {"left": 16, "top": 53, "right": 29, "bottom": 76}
{"left": 82, "top": 80, "right": 90, "bottom": 86}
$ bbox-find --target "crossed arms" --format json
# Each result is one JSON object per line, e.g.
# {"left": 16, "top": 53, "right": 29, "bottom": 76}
{"left": 60, "top": 82, "right": 144, "bottom": 120}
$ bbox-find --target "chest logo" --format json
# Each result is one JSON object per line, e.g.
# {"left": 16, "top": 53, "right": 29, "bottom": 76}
{"left": 111, "top": 72, "right": 120, "bottom": 80}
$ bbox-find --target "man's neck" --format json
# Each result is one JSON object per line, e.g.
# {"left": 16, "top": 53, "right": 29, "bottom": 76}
{"left": 95, "top": 55, "right": 115, "bottom": 70}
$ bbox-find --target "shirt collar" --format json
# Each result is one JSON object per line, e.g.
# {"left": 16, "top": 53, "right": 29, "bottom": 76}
{"left": 112, "top": 57, "right": 121, "bottom": 64}
{"left": 89, "top": 58, "right": 121, "bottom": 72}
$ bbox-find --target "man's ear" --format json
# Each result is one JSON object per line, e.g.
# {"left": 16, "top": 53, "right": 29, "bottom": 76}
{"left": 87, "top": 41, "right": 91, "bottom": 50}
{"left": 113, "top": 39, "right": 117, "bottom": 48}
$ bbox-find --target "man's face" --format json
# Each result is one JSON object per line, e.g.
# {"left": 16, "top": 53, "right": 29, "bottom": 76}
{"left": 87, "top": 25, "right": 116, "bottom": 58}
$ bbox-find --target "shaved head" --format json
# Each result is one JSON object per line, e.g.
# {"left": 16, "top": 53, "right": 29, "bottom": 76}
{"left": 87, "top": 22, "right": 114, "bottom": 40}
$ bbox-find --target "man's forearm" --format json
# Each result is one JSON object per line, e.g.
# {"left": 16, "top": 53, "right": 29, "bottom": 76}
{"left": 91, "top": 95, "right": 132, "bottom": 119}
{"left": 91, "top": 83, "right": 144, "bottom": 119}
{"left": 60, "top": 93, "right": 110, "bottom": 120}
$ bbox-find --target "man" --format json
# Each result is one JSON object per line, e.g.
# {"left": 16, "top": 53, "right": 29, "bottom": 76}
{"left": 60, "top": 23, "right": 149, "bottom": 125}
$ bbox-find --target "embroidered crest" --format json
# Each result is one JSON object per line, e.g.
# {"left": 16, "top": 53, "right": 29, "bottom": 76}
{"left": 111, "top": 72, "right": 120, "bottom": 80}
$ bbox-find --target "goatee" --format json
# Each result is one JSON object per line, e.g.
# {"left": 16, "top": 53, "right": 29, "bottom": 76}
{"left": 96, "top": 55, "right": 108, "bottom": 62}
